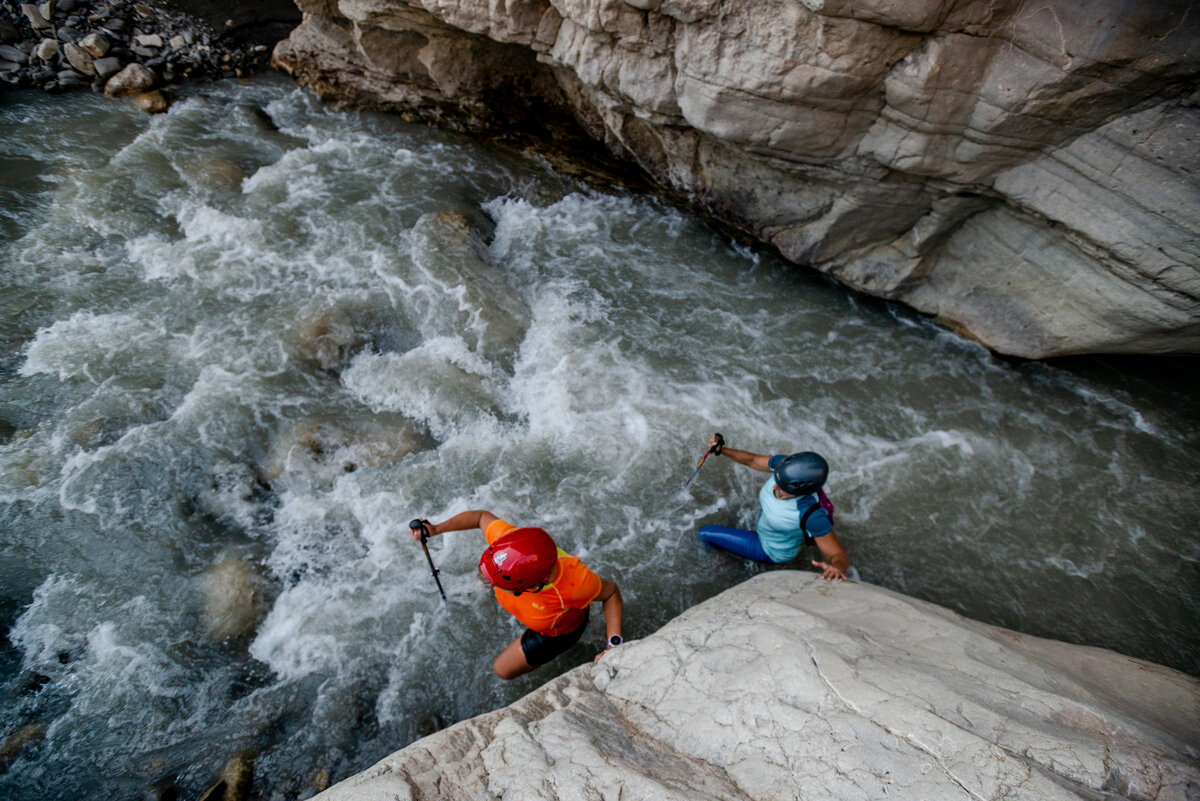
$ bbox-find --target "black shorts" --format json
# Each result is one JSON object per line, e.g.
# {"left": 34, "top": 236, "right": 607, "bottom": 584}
{"left": 520, "top": 611, "right": 589, "bottom": 667}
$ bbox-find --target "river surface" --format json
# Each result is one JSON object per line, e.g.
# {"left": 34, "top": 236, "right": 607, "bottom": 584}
{"left": 1, "top": 73, "right": 1197, "bottom": 799}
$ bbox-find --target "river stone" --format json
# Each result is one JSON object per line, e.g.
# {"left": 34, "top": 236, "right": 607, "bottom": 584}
{"left": 314, "top": 572, "right": 1200, "bottom": 801}
{"left": 35, "top": 38, "right": 59, "bottom": 61}
{"left": 78, "top": 32, "right": 110, "bottom": 58}
{"left": 135, "top": 33, "right": 163, "bottom": 49}
{"left": 93, "top": 55, "right": 121, "bottom": 78}
{"left": 62, "top": 43, "right": 94, "bottom": 75}
{"left": 20, "top": 4, "right": 51, "bottom": 30}
{"left": 104, "top": 61, "right": 155, "bottom": 96}
{"left": 0, "top": 45, "right": 27, "bottom": 65}
{"left": 135, "top": 89, "right": 170, "bottom": 114}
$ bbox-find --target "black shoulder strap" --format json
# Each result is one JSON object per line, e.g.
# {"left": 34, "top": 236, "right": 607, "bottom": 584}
{"left": 798, "top": 497, "right": 818, "bottom": 544}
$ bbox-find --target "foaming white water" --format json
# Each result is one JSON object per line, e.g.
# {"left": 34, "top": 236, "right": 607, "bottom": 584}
{"left": 1, "top": 74, "right": 1197, "bottom": 801}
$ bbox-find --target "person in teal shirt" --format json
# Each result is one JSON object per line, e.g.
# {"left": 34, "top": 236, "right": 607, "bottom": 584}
{"left": 697, "top": 434, "right": 851, "bottom": 581}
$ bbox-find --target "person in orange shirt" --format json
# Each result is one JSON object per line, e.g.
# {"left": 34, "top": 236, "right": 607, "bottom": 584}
{"left": 409, "top": 510, "right": 625, "bottom": 680}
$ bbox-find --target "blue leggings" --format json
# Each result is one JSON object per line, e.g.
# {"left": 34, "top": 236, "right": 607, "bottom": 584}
{"left": 698, "top": 525, "right": 778, "bottom": 563}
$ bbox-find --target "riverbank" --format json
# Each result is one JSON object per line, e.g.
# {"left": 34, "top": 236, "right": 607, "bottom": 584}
{"left": 314, "top": 571, "right": 1200, "bottom": 801}
{"left": 0, "top": 0, "right": 295, "bottom": 102}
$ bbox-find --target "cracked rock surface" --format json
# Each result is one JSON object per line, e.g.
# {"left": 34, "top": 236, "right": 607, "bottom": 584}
{"left": 314, "top": 572, "right": 1200, "bottom": 800}
{"left": 271, "top": 0, "right": 1200, "bottom": 358}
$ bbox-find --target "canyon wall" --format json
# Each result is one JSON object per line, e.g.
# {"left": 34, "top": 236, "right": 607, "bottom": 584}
{"left": 272, "top": 0, "right": 1200, "bottom": 358}
{"left": 313, "top": 572, "right": 1200, "bottom": 800}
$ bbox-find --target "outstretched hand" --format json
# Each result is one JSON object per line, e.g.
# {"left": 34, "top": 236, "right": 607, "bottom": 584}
{"left": 812, "top": 560, "right": 846, "bottom": 581}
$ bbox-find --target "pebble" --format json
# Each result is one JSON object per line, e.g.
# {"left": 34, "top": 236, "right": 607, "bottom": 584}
{"left": 134, "top": 33, "right": 161, "bottom": 48}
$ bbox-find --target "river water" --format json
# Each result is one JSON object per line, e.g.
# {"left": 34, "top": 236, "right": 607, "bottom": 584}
{"left": 1, "top": 74, "right": 1197, "bottom": 799}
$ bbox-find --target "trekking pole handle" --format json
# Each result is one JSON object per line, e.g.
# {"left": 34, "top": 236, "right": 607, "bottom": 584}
{"left": 409, "top": 518, "right": 432, "bottom": 541}
{"left": 710, "top": 433, "right": 724, "bottom": 454}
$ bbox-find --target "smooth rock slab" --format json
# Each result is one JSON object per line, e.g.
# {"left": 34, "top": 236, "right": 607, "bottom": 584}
{"left": 314, "top": 573, "right": 1199, "bottom": 800}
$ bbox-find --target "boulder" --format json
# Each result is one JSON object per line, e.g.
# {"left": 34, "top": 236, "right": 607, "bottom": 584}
{"left": 313, "top": 573, "right": 1200, "bottom": 801}
{"left": 104, "top": 62, "right": 156, "bottom": 96}
{"left": 62, "top": 43, "right": 94, "bottom": 75}
{"left": 20, "top": 4, "right": 51, "bottom": 31}
{"left": 135, "top": 89, "right": 170, "bottom": 114}
{"left": 34, "top": 39, "right": 58, "bottom": 61}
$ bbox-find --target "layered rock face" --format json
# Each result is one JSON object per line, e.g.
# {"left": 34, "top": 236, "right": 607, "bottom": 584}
{"left": 272, "top": 1, "right": 1200, "bottom": 358}
{"left": 315, "top": 572, "right": 1200, "bottom": 801}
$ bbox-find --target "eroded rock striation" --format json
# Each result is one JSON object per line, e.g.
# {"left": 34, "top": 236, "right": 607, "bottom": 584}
{"left": 315, "top": 572, "right": 1199, "bottom": 801}
{"left": 272, "top": 0, "right": 1200, "bottom": 358}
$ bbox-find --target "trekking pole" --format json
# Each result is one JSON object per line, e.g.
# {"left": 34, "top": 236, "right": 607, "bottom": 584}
{"left": 409, "top": 519, "right": 447, "bottom": 601}
{"left": 683, "top": 433, "right": 724, "bottom": 488}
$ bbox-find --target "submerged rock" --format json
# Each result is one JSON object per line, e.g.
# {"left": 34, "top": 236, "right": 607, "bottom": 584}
{"left": 262, "top": 413, "right": 423, "bottom": 488}
{"left": 0, "top": 723, "right": 45, "bottom": 774}
{"left": 409, "top": 209, "right": 531, "bottom": 360}
{"left": 197, "top": 753, "right": 254, "bottom": 801}
{"left": 201, "top": 558, "right": 267, "bottom": 641}
{"left": 313, "top": 572, "right": 1200, "bottom": 801}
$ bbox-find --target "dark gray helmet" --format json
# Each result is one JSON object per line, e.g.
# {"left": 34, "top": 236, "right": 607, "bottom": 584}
{"left": 773, "top": 452, "right": 828, "bottom": 496}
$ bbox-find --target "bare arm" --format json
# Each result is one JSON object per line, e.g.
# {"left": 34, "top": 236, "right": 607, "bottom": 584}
{"left": 812, "top": 531, "right": 850, "bottom": 581}
{"left": 410, "top": 509, "right": 500, "bottom": 541}
{"left": 592, "top": 579, "right": 624, "bottom": 662}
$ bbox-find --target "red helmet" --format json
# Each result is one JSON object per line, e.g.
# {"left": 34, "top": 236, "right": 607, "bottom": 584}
{"left": 479, "top": 527, "right": 557, "bottom": 591}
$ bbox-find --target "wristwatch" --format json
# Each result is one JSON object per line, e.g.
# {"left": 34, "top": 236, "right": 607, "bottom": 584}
{"left": 606, "top": 634, "right": 623, "bottom": 649}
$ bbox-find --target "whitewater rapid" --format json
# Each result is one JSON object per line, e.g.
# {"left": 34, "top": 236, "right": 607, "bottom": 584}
{"left": 1, "top": 74, "right": 1197, "bottom": 799}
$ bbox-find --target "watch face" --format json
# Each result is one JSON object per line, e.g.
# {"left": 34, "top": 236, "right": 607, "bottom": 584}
{"left": 608, "top": 635, "right": 622, "bottom": 647}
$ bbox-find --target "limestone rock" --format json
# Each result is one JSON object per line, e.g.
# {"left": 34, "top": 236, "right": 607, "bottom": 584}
{"left": 273, "top": 0, "right": 1200, "bottom": 359}
{"left": 104, "top": 62, "right": 156, "bottom": 96}
{"left": 313, "top": 573, "right": 1200, "bottom": 801}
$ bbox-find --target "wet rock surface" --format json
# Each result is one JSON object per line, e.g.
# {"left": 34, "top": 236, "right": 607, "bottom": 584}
{"left": 0, "top": 0, "right": 298, "bottom": 98}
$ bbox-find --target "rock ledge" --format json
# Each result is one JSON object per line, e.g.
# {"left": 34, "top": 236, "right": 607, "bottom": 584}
{"left": 315, "top": 572, "right": 1200, "bottom": 801}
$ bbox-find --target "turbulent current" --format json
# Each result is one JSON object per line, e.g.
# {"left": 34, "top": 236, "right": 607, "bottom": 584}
{"left": 1, "top": 74, "right": 1197, "bottom": 799}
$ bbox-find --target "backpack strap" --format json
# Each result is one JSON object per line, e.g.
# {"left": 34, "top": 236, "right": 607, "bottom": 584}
{"left": 798, "top": 497, "right": 819, "bottom": 546}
